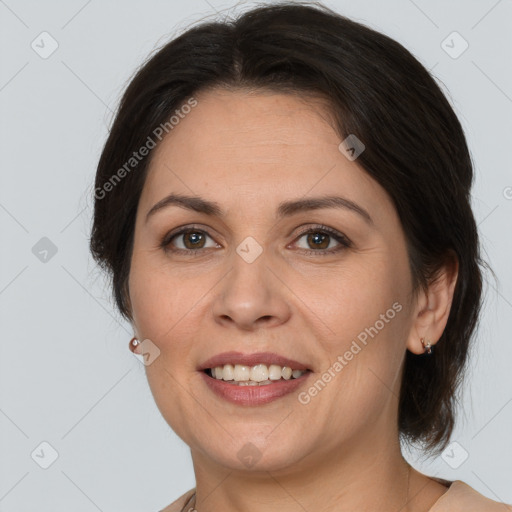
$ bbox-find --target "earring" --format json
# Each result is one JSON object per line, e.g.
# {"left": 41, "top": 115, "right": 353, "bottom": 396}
{"left": 420, "top": 337, "right": 433, "bottom": 354}
{"left": 129, "top": 337, "right": 140, "bottom": 353}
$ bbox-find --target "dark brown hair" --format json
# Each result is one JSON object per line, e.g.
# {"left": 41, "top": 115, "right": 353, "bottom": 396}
{"left": 89, "top": 1, "right": 488, "bottom": 454}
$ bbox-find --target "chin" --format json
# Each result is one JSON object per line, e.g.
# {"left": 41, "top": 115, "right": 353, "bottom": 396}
{"left": 194, "top": 433, "right": 313, "bottom": 473}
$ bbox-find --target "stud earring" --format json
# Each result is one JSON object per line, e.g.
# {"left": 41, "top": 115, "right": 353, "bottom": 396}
{"left": 129, "top": 337, "right": 140, "bottom": 353}
{"left": 420, "top": 337, "right": 433, "bottom": 354}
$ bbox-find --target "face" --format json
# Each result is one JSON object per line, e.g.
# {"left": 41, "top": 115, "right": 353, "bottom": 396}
{"left": 128, "top": 88, "right": 417, "bottom": 473}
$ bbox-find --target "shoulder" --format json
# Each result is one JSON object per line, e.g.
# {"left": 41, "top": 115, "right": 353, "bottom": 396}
{"left": 159, "top": 488, "right": 196, "bottom": 512}
{"left": 430, "top": 480, "right": 512, "bottom": 511}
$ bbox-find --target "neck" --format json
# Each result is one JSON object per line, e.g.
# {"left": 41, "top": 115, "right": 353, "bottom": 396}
{"left": 189, "top": 429, "right": 413, "bottom": 512}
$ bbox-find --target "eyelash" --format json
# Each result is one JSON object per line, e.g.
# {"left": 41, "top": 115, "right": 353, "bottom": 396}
{"left": 160, "top": 224, "right": 352, "bottom": 256}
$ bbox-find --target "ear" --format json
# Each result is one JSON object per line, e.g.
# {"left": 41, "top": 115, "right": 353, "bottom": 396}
{"left": 406, "top": 251, "right": 459, "bottom": 355}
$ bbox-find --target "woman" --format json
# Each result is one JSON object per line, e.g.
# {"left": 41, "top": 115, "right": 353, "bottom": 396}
{"left": 89, "top": 2, "right": 511, "bottom": 511}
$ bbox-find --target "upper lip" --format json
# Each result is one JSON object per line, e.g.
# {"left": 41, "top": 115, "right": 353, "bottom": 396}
{"left": 198, "top": 351, "right": 310, "bottom": 371}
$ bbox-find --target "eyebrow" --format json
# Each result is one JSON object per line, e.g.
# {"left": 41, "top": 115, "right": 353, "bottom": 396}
{"left": 145, "top": 193, "right": 374, "bottom": 225}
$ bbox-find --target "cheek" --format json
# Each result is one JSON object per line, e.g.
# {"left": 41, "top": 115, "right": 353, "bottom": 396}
{"left": 129, "top": 250, "right": 200, "bottom": 339}
{"left": 296, "top": 254, "right": 409, "bottom": 419}
{"left": 291, "top": 253, "right": 405, "bottom": 342}
{"left": 128, "top": 251, "right": 219, "bottom": 393}
{"left": 128, "top": 259, "right": 204, "bottom": 437}
{"left": 302, "top": 313, "right": 407, "bottom": 445}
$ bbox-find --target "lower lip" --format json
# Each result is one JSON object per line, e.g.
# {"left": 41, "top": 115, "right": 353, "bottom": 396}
{"left": 199, "top": 371, "right": 311, "bottom": 406}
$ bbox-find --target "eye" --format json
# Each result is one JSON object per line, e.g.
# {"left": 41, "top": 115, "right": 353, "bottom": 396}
{"left": 160, "top": 226, "right": 219, "bottom": 254}
{"left": 292, "top": 225, "right": 351, "bottom": 255}
{"left": 160, "top": 224, "right": 351, "bottom": 256}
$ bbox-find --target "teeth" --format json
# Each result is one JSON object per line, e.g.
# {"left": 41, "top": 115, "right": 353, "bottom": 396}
{"left": 233, "top": 364, "right": 250, "bottom": 381}
{"left": 208, "top": 363, "right": 307, "bottom": 384}
{"left": 250, "top": 364, "right": 268, "bottom": 382}
{"left": 222, "top": 364, "right": 234, "bottom": 381}
{"left": 268, "top": 364, "right": 282, "bottom": 380}
{"left": 282, "top": 367, "right": 292, "bottom": 380}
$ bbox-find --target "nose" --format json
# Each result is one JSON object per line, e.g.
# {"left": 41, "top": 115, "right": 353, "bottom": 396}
{"left": 211, "top": 251, "right": 292, "bottom": 331}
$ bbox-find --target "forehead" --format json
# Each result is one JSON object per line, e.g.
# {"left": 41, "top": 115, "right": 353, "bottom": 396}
{"left": 155, "top": 89, "right": 339, "bottom": 163}
{"left": 140, "top": 89, "right": 391, "bottom": 224}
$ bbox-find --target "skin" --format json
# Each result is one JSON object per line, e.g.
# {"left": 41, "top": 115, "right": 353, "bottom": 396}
{"left": 128, "top": 88, "right": 459, "bottom": 512}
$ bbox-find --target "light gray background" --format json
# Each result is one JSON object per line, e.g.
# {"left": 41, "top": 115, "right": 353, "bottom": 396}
{"left": 1, "top": 0, "right": 511, "bottom": 510}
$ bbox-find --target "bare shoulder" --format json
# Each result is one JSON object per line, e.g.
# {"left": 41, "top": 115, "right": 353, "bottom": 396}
{"left": 430, "top": 480, "right": 512, "bottom": 511}
{"left": 159, "top": 488, "right": 196, "bottom": 512}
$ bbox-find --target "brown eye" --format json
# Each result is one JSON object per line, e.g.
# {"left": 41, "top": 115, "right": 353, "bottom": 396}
{"left": 180, "top": 230, "right": 207, "bottom": 249}
{"left": 293, "top": 226, "right": 351, "bottom": 255}
{"left": 305, "top": 232, "right": 330, "bottom": 250}
{"left": 161, "top": 227, "right": 218, "bottom": 253}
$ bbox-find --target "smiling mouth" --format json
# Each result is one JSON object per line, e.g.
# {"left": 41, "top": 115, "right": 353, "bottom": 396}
{"left": 203, "top": 363, "right": 312, "bottom": 386}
